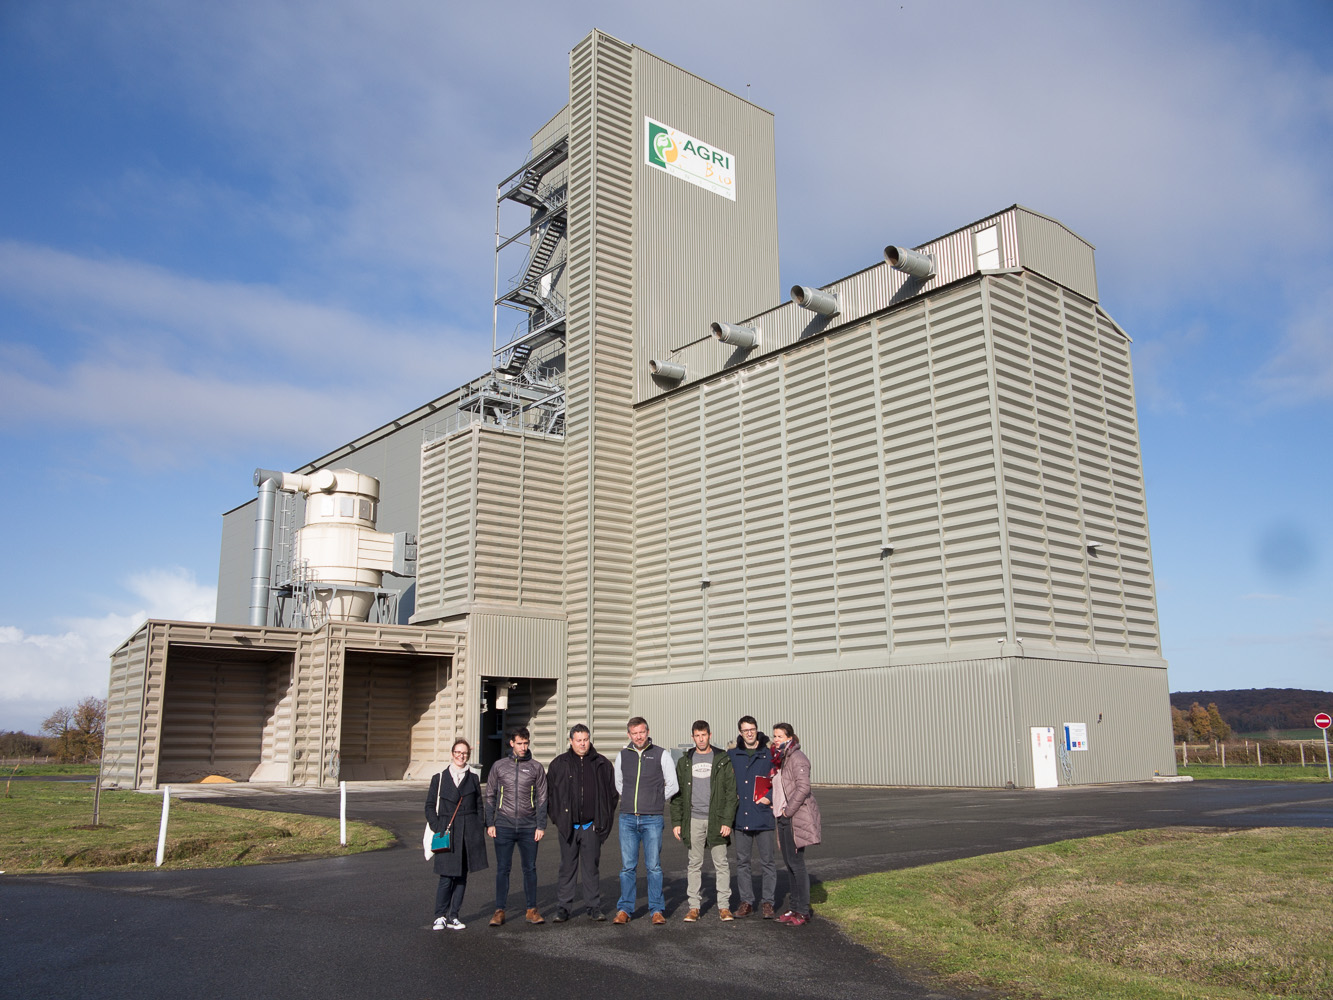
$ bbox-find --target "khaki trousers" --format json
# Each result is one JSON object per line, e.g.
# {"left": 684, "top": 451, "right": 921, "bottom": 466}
{"left": 686, "top": 816, "right": 731, "bottom": 910}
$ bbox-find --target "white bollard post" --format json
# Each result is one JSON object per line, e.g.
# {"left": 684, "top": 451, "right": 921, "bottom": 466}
{"left": 1257, "top": 743, "right": 1262, "bottom": 767}
{"left": 1221, "top": 743, "right": 1226, "bottom": 768}
{"left": 1301, "top": 742, "right": 1305, "bottom": 767}
{"left": 340, "top": 780, "right": 347, "bottom": 846}
{"left": 155, "top": 785, "right": 171, "bottom": 867}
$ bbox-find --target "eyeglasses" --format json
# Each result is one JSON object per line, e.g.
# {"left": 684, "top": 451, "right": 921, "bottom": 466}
{"left": 739, "top": 727, "right": 758, "bottom": 734}
{"left": 452, "top": 749, "right": 470, "bottom": 757}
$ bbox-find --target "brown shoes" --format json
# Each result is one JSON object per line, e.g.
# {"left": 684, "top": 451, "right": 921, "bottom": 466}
{"left": 651, "top": 911, "right": 667, "bottom": 925}
{"left": 761, "top": 902, "right": 776, "bottom": 919}
{"left": 489, "top": 909, "right": 505, "bottom": 927}
{"left": 733, "top": 902, "right": 753, "bottom": 918}
{"left": 682, "top": 908, "right": 700, "bottom": 922}
{"left": 525, "top": 908, "right": 545, "bottom": 925}
{"left": 612, "top": 910, "right": 631, "bottom": 924}
{"left": 719, "top": 908, "right": 734, "bottom": 921}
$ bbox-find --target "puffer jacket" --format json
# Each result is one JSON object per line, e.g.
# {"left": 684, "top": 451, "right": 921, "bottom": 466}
{"left": 772, "top": 740, "right": 821, "bottom": 848}
{"left": 484, "top": 750, "right": 548, "bottom": 830}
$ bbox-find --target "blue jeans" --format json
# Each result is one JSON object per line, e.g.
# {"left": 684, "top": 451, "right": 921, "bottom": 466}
{"left": 493, "top": 825, "right": 539, "bottom": 910}
{"left": 617, "top": 813, "right": 664, "bottom": 916}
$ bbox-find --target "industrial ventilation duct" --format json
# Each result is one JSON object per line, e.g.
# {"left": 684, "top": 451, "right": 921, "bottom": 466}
{"left": 884, "top": 245, "right": 936, "bottom": 280}
{"left": 791, "top": 285, "right": 839, "bottom": 316}
{"left": 711, "top": 321, "right": 758, "bottom": 349}
{"left": 649, "top": 359, "right": 686, "bottom": 382}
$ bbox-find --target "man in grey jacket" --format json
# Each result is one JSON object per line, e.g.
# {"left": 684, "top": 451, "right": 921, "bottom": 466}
{"left": 485, "top": 727, "right": 548, "bottom": 926}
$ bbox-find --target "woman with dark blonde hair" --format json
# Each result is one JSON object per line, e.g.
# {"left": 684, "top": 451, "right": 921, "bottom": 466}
{"left": 769, "top": 722, "right": 822, "bottom": 926}
{"left": 425, "top": 737, "right": 488, "bottom": 929}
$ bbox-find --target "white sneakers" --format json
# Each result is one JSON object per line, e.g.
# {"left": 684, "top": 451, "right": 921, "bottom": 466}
{"left": 433, "top": 916, "right": 466, "bottom": 930}
{"left": 433, "top": 917, "right": 448, "bottom": 930}
{"left": 446, "top": 918, "right": 465, "bottom": 930}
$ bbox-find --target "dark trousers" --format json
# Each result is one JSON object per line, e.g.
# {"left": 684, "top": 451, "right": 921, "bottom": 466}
{"left": 493, "top": 825, "right": 539, "bottom": 910}
{"left": 556, "top": 825, "right": 602, "bottom": 912}
{"left": 776, "top": 817, "right": 809, "bottom": 915}
{"left": 734, "top": 827, "right": 777, "bottom": 905}
{"left": 435, "top": 869, "right": 467, "bottom": 919}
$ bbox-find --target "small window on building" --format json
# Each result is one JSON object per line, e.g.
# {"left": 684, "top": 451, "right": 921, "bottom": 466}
{"left": 339, "top": 496, "right": 355, "bottom": 518}
{"left": 321, "top": 497, "right": 335, "bottom": 517}
{"left": 358, "top": 498, "right": 372, "bottom": 521}
{"left": 975, "top": 225, "right": 1000, "bottom": 270}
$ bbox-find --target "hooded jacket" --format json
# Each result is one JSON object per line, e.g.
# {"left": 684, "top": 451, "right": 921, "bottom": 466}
{"left": 669, "top": 745, "right": 737, "bottom": 849}
{"left": 727, "top": 731, "right": 775, "bottom": 832}
{"left": 772, "top": 739, "right": 821, "bottom": 849}
{"left": 484, "top": 749, "right": 548, "bottom": 829}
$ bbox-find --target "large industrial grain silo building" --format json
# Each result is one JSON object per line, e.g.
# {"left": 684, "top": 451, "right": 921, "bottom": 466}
{"left": 103, "top": 30, "right": 1175, "bottom": 790}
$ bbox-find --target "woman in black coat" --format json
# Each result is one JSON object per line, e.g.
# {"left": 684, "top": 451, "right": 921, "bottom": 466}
{"left": 426, "top": 738, "right": 489, "bottom": 930}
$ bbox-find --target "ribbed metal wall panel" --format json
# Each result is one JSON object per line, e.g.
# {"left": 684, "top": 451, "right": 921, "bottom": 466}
{"left": 563, "top": 31, "right": 637, "bottom": 748}
{"left": 1014, "top": 207, "right": 1098, "bottom": 302}
{"left": 1009, "top": 657, "right": 1175, "bottom": 784}
{"left": 654, "top": 208, "right": 1029, "bottom": 401}
{"left": 632, "top": 48, "right": 779, "bottom": 402}
{"left": 632, "top": 657, "right": 1018, "bottom": 787}
{"left": 468, "top": 611, "right": 566, "bottom": 679}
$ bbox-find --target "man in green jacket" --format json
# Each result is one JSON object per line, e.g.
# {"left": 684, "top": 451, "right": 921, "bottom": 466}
{"left": 670, "top": 720, "right": 737, "bottom": 921}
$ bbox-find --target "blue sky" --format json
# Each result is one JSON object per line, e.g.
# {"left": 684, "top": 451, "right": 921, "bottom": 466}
{"left": 1, "top": 1, "right": 1330, "bottom": 732}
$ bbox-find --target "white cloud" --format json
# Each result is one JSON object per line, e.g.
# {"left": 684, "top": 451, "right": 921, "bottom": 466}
{"left": 0, "top": 568, "right": 215, "bottom": 731}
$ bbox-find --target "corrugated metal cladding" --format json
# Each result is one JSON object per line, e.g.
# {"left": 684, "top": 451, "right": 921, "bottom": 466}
{"left": 1013, "top": 207, "right": 1098, "bottom": 303}
{"left": 412, "top": 426, "right": 564, "bottom": 624}
{"left": 632, "top": 657, "right": 1019, "bottom": 787}
{"left": 102, "top": 620, "right": 462, "bottom": 788}
{"left": 633, "top": 281, "right": 1014, "bottom": 680}
{"left": 632, "top": 47, "right": 779, "bottom": 403}
{"left": 468, "top": 612, "right": 567, "bottom": 680}
{"left": 1009, "top": 657, "right": 1176, "bottom": 783}
{"left": 985, "top": 271, "right": 1160, "bottom": 658}
{"left": 633, "top": 654, "right": 1173, "bottom": 787}
{"left": 563, "top": 31, "right": 637, "bottom": 749}
{"left": 656, "top": 207, "right": 1025, "bottom": 400}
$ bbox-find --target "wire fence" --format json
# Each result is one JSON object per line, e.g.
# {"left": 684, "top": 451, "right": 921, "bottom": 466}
{"left": 1175, "top": 739, "right": 1331, "bottom": 767}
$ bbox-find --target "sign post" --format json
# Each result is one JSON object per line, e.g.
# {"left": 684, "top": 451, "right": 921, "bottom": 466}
{"left": 1316, "top": 713, "right": 1332, "bottom": 781}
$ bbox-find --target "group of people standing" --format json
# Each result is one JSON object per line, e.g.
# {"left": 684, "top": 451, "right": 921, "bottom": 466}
{"left": 424, "top": 715, "right": 822, "bottom": 931}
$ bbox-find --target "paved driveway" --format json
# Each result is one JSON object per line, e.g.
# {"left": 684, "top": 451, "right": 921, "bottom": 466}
{"left": 5, "top": 779, "right": 1331, "bottom": 1000}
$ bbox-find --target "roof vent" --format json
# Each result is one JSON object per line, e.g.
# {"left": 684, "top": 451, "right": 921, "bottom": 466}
{"left": 649, "top": 359, "right": 686, "bottom": 382}
{"left": 791, "top": 285, "right": 839, "bottom": 316}
{"left": 711, "top": 321, "right": 758, "bottom": 349}
{"left": 885, "top": 245, "right": 936, "bottom": 280}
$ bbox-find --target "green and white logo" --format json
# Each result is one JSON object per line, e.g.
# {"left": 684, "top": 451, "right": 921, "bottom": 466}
{"left": 644, "top": 117, "right": 735, "bottom": 201}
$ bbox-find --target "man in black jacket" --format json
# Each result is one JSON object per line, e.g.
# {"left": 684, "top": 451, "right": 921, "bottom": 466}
{"left": 546, "top": 724, "right": 619, "bottom": 922}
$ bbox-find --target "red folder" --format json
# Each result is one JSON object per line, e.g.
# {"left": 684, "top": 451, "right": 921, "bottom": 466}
{"left": 753, "top": 775, "right": 772, "bottom": 803}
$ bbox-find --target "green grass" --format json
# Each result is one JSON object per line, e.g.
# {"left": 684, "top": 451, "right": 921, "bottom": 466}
{"left": 1180, "top": 764, "right": 1332, "bottom": 782}
{"left": 0, "top": 779, "right": 395, "bottom": 871}
{"left": 5, "top": 763, "right": 99, "bottom": 776}
{"left": 820, "top": 827, "right": 1333, "bottom": 1000}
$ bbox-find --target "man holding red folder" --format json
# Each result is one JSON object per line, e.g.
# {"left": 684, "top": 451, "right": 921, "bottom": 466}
{"left": 727, "top": 716, "right": 777, "bottom": 918}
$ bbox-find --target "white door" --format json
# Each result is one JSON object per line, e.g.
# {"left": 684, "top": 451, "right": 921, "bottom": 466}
{"left": 1030, "top": 726, "right": 1058, "bottom": 788}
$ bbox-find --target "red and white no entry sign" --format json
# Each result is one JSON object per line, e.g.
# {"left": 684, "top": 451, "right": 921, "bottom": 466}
{"left": 1315, "top": 713, "right": 1332, "bottom": 730}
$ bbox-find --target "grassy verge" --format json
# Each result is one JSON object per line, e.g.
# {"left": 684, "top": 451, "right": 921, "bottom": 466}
{"left": 0, "top": 780, "right": 394, "bottom": 871}
{"left": 6, "top": 763, "right": 99, "bottom": 777}
{"left": 820, "top": 826, "right": 1332, "bottom": 1000}
{"left": 1180, "top": 764, "right": 1331, "bottom": 782}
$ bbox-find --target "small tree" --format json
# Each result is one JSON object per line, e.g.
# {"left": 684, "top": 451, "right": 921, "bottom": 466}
{"left": 1187, "top": 702, "right": 1213, "bottom": 743}
{"left": 1206, "top": 703, "right": 1232, "bottom": 741}
{"left": 1171, "top": 705, "right": 1191, "bottom": 741}
{"left": 41, "top": 696, "right": 106, "bottom": 763}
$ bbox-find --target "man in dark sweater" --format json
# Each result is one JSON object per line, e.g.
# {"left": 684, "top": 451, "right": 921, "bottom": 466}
{"left": 546, "top": 724, "right": 619, "bottom": 922}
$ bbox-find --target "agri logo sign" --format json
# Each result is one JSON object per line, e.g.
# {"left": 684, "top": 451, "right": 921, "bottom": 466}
{"left": 645, "top": 117, "right": 735, "bottom": 201}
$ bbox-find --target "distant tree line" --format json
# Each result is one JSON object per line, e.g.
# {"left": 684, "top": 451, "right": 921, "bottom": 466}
{"left": 2, "top": 696, "right": 106, "bottom": 763}
{"left": 1170, "top": 688, "right": 1331, "bottom": 734}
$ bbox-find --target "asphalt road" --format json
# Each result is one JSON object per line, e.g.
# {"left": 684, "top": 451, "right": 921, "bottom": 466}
{"left": 5, "top": 778, "right": 1331, "bottom": 1000}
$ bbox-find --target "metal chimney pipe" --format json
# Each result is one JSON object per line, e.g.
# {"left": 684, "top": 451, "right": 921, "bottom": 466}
{"left": 884, "top": 245, "right": 936, "bottom": 279}
{"left": 791, "top": 285, "right": 839, "bottom": 316}
{"left": 649, "top": 359, "right": 686, "bottom": 381}
{"left": 711, "top": 321, "right": 758, "bottom": 349}
{"left": 249, "top": 469, "right": 285, "bottom": 627}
